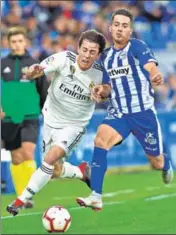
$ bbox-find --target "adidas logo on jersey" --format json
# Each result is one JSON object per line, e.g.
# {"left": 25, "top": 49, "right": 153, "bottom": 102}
{"left": 107, "top": 66, "right": 131, "bottom": 78}
{"left": 3, "top": 67, "right": 11, "bottom": 73}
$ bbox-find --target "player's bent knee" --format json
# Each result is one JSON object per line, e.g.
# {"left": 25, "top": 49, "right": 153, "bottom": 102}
{"left": 94, "top": 136, "right": 108, "bottom": 149}
{"left": 95, "top": 124, "right": 123, "bottom": 149}
{"left": 21, "top": 143, "right": 36, "bottom": 160}
{"left": 44, "top": 145, "right": 66, "bottom": 166}
{"left": 22, "top": 150, "right": 35, "bottom": 160}
{"left": 11, "top": 152, "right": 23, "bottom": 165}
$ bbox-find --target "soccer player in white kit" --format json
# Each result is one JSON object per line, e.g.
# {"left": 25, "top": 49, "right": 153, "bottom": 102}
{"left": 7, "top": 29, "right": 110, "bottom": 216}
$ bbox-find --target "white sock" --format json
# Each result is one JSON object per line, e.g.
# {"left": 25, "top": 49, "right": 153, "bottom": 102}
{"left": 60, "top": 162, "right": 83, "bottom": 179}
{"left": 91, "top": 191, "right": 102, "bottom": 199}
{"left": 18, "top": 161, "right": 54, "bottom": 203}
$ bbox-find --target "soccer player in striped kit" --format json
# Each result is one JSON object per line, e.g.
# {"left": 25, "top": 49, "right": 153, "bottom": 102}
{"left": 77, "top": 9, "right": 174, "bottom": 211}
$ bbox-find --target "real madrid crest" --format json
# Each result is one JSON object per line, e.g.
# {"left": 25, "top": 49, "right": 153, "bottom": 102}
{"left": 67, "top": 65, "right": 76, "bottom": 80}
{"left": 70, "top": 65, "right": 75, "bottom": 75}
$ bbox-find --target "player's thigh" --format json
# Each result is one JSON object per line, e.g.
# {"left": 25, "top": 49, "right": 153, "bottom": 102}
{"left": 21, "top": 119, "right": 39, "bottom": 159}
{"left": 131, "top": 109, "right": 163, "bottom": 157}
{"left": 53, "top": 126, "right": 86, "bottom": 157}
{"left": 1, "top": 122, "right": 21, "bottom": 151}
{"left": 52, "top": 125, "right": 86, "bottom": 159}
{"left": 42, "top": 123, "right": 53, "bottom": 161}
{"left": 21, "top": 119, "right": 39, "bottom": 144}
{"left": 97, "top": 116, "right": 130, "bottom": 149}
{"left": 42, "top": 124, "right": 85, "bottom": 162}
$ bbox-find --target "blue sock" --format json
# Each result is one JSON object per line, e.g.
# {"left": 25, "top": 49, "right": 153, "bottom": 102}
{"left": 163, "top": 153, "right": 170, "bottom": 171}
{"left": 90, "top": 147, "right": 108, "bottom": 194}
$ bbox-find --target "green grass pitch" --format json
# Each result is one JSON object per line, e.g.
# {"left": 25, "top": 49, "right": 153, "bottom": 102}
{"left": 1, "top": 170, "right": 176, "bottom": 234}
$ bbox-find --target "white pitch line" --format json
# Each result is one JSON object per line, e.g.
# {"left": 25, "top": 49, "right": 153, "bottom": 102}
{"left": 53, "top": 189, "right": 134, "bottom": 200}
{"left": 146, "top": 183, "right": 176, "bottom": 191}
{"left": 145, "top": 193, "right": 176, "bottom": 201}
{"left": 2, "top": 184, "right": 175, "bottom": 220}
{"left": 1, "top": 201, "right": 125, "bottom": 220}
{"left": 164, "top": 183, "right": 176, "bottom": 188}
{"left": 146, "top": 186, "right": 161, "bottom": 191}
{"left": 52, "top": 196, "right": 73, "bottom": 200}
{"left": 103, "top": 189, "right": 135, "bottom": 198}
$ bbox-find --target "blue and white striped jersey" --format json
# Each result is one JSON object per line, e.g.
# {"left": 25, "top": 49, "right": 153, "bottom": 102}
{"left": 101, "top": 38, "right": 158, "bottom": 114}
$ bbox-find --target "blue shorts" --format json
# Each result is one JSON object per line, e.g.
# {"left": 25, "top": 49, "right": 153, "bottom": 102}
{"left": 102, "top": 109, "right": 163, "bottom": 156}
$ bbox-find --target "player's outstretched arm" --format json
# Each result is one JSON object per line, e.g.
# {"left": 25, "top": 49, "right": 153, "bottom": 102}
{"left": 25, "top": 64, "right": 45, "bottom": 80}
{"left": 144, "top": 62, "right": 163, "bottom": 86}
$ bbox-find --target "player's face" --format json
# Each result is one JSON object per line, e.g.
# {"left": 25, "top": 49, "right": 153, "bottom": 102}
{"left": 77, "top": 39, "right": 100, "bottom": 70}
{"left": 8, "top": 34, "right": 27, "bottom": 55}
{"left": 110, "top": 14, "right": 132, "bottom": 46}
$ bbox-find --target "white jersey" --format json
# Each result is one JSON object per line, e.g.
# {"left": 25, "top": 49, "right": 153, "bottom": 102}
{"left": 41, "top": 51, "right": 103, "bottom": 128}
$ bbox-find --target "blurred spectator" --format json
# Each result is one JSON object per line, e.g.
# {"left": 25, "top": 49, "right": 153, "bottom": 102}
{"left": 154, "top": 73, "right": 176, "bottom": 111}
{"left": 1, "top": 35, "right": 10, "bottom": 58}
{"left": 167, "top": 74, "right": 176, "bottom": 110}
{"left": 52, "top": 15, "right": 68, "bottom": 36}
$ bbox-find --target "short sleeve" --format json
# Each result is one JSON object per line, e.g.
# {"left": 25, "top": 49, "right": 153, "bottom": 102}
{"left": 99, "top": 57, "right": 110, "bottom": 84}
{"left": 132, "top": 39, "right": 158, "bottom": 67}
{"left": 40, "top": 51, "right": 67, "bottom": 75}
{"left": 102, "top": 67, "right": 110, "bottom": 84}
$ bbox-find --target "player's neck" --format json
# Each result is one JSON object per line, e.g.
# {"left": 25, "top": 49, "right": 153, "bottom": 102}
{"left": 11, "top": 50, "right": 26, "bottom": 56}
{"left": 114, "top": 41, "right": 129, "bottom": 50}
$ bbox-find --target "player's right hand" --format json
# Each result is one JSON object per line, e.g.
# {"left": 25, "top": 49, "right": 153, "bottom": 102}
{"left": 91, "top": 85, "right": 108, "bottom": 103}
{"left": 151, "top": 72, "right": 163, "bottom": 86}
{"left": 91, "top": 85, "right": 103, "bottom": 103}
{"left": 25, "top": 64, "right": 45, "bottom": 79}
{"left": 0, "top": 108, "right": 5, "bottom": 119}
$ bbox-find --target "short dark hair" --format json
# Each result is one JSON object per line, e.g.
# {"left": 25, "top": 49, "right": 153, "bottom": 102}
{"left": 7, "top": 26, "right": 27, "bottom": 41}
{"left": 78, "top": 29, "right": 106, "bottom": 54}
{"left": 111, "top": 9, "right": 133, "bottom": 25}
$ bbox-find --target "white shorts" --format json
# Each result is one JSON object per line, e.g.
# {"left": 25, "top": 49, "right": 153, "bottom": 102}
{"left": 42, "top": 124, "right": 86, "bottom": 159}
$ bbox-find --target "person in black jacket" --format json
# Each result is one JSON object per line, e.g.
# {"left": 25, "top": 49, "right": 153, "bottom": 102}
{"left": 1, "top": 26, "right": 49, "bottom": 208}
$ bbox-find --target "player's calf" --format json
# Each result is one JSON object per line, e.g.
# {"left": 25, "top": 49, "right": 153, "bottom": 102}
{"left": 147, "top": 153, "right": 174, "bottom": 184}
{"left": 60, "top": 161, "right": 90, "bottom": 184}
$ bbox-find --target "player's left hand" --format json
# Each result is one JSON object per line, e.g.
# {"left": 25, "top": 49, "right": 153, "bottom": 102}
{"left": 151, "top": 72, "right": 163, "bottom": 86}
{"left": 91, "top": 85, "right": 106, "bottom": 103}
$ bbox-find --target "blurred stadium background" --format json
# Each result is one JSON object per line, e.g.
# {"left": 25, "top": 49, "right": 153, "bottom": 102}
{"left": 1, "top": 1, "right": 176, "bottom": 234}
